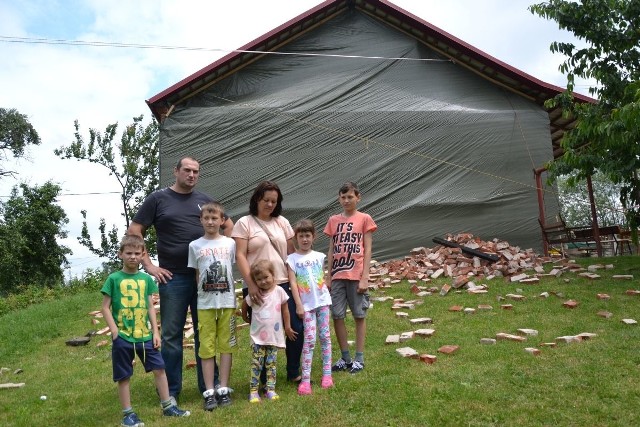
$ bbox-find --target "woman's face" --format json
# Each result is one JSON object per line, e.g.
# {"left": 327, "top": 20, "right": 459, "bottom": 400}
{"left": 257, "top": 190, "right": 279, "bottom": 217}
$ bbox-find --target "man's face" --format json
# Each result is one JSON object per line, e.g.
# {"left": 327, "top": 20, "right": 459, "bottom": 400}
{"left": 174, "top": 158, "right": 200, "bottom": 190}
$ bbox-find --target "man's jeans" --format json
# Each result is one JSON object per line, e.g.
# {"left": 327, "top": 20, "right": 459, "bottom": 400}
{"left": 158, "top": 271, "right": 212, "bottom": 398}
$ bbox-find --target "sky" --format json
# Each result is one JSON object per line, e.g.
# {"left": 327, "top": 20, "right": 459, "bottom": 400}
{"left": 0, "top": 0, "right": 592, "bottom": 278}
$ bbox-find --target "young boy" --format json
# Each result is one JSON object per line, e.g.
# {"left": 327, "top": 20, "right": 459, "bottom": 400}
{"left": 101, "top": 235, "right": 190, "bottom": 427}
{"left": 323, "top": 181, "right": 377, "bottom": 374}
{"left": 187, "top": 202, "right": 237, "bottom": 411}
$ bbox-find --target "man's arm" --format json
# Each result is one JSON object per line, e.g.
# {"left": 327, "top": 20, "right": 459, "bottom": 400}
{"left": 222, "top": 217, "right": 234, "bottom": 237}
{"left": 127, "top": 221, "right": 172, "bottom": 284}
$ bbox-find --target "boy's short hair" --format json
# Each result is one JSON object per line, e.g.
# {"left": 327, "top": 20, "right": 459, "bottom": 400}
{"left": 339, "top": 181, "right": 360, "bottom": 195}
{"left": 200, "top": 201, "right": 224, "bottom": 218}
{"left": 250, "top": 260, "right": 275, "bottom": 280}
{"left": 293, "top": 218, "right": 316, "bottom": 236}
{"left": 120, "top": 235, "right": 146, "bottom": 253}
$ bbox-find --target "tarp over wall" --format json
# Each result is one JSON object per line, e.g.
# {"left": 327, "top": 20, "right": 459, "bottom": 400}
{"left": 158, "top": 8, "right": 559, "bottom": 260}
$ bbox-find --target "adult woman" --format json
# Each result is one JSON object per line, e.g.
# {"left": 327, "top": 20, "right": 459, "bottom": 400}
{"left": 232, "top": 181, "right": 303, "bottom": 382}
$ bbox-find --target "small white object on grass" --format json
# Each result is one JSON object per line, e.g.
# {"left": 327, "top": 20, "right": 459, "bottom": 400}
{"left": 40, "top": 395, "right": 47, "bottom": 401}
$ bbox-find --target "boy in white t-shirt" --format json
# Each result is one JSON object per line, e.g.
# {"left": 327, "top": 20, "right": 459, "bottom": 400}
{"left": 187, "top": 202, "right": 236, "bottom": 411}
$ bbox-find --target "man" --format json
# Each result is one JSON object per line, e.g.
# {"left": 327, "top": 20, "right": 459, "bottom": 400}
{"left": 128, "top": 156, "right": 233, "bottom": 401}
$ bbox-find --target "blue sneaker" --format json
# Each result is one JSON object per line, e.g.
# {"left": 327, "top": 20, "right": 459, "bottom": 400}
{"left": 121, "top": 412, "right": 144, "bottom": 427}
{"left": 163, "top": 405, "right": 191, "bottom": 417}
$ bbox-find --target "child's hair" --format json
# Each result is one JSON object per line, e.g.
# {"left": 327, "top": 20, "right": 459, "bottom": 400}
{"left": 200, "top": 201, "right": 224, "bottom": 218}
{"left": 339, "top": 181, "right": 360, "bottom": 195}
{"left": 293, "top": 218, "right": 316, "bottom": 236}
{"left": 250, "top": 260, "right": 275, "bottom": 281}
{"left": 120, "top": 234, "right": 146, "bottom": 253}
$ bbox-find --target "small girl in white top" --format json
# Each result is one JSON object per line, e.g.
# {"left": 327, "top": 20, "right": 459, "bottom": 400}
{"left": 242, "top": 260, "right": 296, "bottom": 403}
{"left": 286, "top": 219, "right": 333, "bottom": 395}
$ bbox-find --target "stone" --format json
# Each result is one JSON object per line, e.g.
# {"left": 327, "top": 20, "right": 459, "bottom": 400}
{"left": 597, "top": 311, "right": 613, "bottom": 319}
{"left": 463, "top": 308, "right": 476, "bottom": 315}
{"left": 437, "top": 345, "right": 459, "bottom": 354}
{"left": 65, "top": 336, "right": 91, "bottom": 346}
{"left": 396, "top": 347, "right": 419, "bottom": 358}
{"left": 621, "top": 318, "right": 638, "bottom": 325}
{"left": 385, "top": 335, "right": 400, "bottom": 344}
{"left": 409, "top": 317, "right": 433, "bottom": 324}
{"left": 414, "top": 329, "right": 436, "bottom": 338}
{"left": 539, "top": 292, "right": 550, "bottom": 298}
{"left": 396, "top": 312, "right": 409, "bottom": 318}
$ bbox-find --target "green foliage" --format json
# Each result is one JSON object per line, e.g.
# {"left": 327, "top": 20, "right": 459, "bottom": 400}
{"left": 0, "top": 182, "right": 71, "bottom": 294}
{"left": 55, "top": 115, "right": 159, "bottom": 267}
{"left": 529, "top": 0, "right": 640, "bottom": 240}
{"left": 0, "top": 107, "right": 41, "bottom": 178}
{"left": 557, "top": 171, "right": 626, "bottom": 227}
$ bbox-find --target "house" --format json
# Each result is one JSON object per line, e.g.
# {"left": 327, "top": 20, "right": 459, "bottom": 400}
{"left": 147, "top": 0, "right": 593, "bottom": 259}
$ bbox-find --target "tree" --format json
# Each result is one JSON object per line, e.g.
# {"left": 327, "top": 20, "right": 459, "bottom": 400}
{"left": 0, "top": 182, "right": 71, "bottom": 293}
{"left": 0, "top": 108, "right": 41, "bottom": 178}
{"left": 54, "top": 115, "right": 159, "bottom": 269}
{"left": 529, "top": 0, "right": 640, "bottom": 239}
{"left": 557, "top": 172, "right": 625, "bottom": 228}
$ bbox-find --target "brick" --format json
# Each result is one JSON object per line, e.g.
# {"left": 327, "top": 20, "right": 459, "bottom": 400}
{"left": 539, "top": 342, "right": 557, "bottom": 348}
{"left": 396, "top": 347, "right": 419, "bottom": 358}
{"left": 578, "top": 272, "right": 600, "bottom": 280}
{"left": 496, "top": 333, "right": 526, "bottom": 342}
{"left": 463, "top": 308, "right": 476, "bottom": 314}
{"left": 480, "top": 338, "right": 497, "bottom": 345}
{"left": 510, "top": 273, "right": 528, "bottom": 282}
{"left": 625, "top": 290, "right": 640, "bottom": 296}
{"left": 186, "top": 360, "right": 197, "bottom": 369}
{"left": 539, "top": 292, "right": 550, "bottom": 298}
{"left": 505, "top": 294, "right": 526, "bottom": 301}
{"left": 563, "top": 300, "right": 579, "bottom": 309}
{"left": 449, "top": 305, "right": 463, "bottom": 312}
{"left": 517, "top": 328, "right": 539, "bottom": 337}
{"left": 477, "top": 304, "right": 493, "bottom": 310}
{"left": 613, "top": 275, "right": 634, "bottom": 280}
{"left": 419, "top": 354, "right": 437, "bottom": 364}
{"left": 501, "top": 304, "right": 514, "bottom": 310}
{"left": 395, "top": 311, "right": 409, "bottom": 318}
{"left": 524, "top": 347, "right": 541, "bottom": 356}
{"left": 96, "top": 340, "right": 109, "bottom": 347}
{"left": 437, "top": 345, "right": 460, "bottom": 355}
{"left": 596, "top": 293, "right": 611, "bottom": 300}
{"left": 621, "top": 318, "right": 638, "bottom": 325}
{"left": 399, "top": 332, "right": 414, "bottom": 342}
{"left": 577, "top": 332, "right": 597, "bottom": 340}
{"left": 409, "top": 317, "right": 433, "bottom": 324}
{"left": 414, "top": 329, "right": 435, "bottom": 338}
{"left": 385, "top": 335, "right": 400, "bottom": 344}
{"left": 597, "top": 311, "right": 613, "bottom": 319}
{"left": 439, "top": 283, "right": 451, "bottom": 296}
{"left": 519, "top": 278, "right": 540, "bottom": 284}
{"left": 556, "top": 335, "right": 582, "bottom": 343}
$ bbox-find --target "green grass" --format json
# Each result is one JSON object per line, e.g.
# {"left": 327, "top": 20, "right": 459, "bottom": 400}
{"left": 1, "top": 256, "right": 640, "bottom": 426}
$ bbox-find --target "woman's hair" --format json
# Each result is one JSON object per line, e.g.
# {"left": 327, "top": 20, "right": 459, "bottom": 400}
{"left": 250, "top": 260, "right": 275, "bottom": 280}
{"left": 293, "top": 218, "right": 315, "bottom": 236}
{"left": 249, "top": 181, "right": 283, "bottom": 217}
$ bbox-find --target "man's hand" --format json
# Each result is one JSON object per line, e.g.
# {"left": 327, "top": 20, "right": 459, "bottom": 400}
{"left": 145, "top": 264, "right": 173, "bottom": 284}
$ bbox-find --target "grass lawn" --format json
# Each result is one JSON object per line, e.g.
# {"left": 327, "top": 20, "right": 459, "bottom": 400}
{"left": 1, "top": 255, "right": 639, "bottom": 426}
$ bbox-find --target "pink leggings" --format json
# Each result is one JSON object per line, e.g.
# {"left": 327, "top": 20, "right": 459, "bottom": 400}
{"left": 301, "top": 305, "right": 332, "bottom": 382}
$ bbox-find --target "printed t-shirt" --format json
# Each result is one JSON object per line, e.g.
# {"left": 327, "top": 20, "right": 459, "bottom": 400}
{"left": 187, "top": 235, "right": 236, "bottom": 309}
{"left": 245, "top": 286, "right": 289, "bottom": 348}
{"left": 286, "top": 250, "right": 331, "bottom": 311}
{"left": 101, "top": 270, "right": 158, "bottom": 343}
{"left": 323, "top": 211, "right": 377, "bottom": 280}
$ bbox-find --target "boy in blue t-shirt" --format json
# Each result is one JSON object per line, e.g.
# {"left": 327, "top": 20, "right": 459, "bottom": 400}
{"left": 101, "top": 235, "right": 190, "bottom": 427}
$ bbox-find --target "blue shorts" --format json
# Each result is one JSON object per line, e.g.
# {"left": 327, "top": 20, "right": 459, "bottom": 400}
{"left": 111, "top": 336, "right": 165, "bottom": 382}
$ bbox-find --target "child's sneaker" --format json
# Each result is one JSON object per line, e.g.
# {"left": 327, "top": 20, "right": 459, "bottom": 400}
{"left": 321, "top": 375, "right": 334, "bottom": 388}
{"left": 349, "top": 360, "right": 364, "bottom": 374}
{"left": 331, "top": 358, "right": 352, "bottom": 372}
{"left": 216, "top": 386, "right": 232, "bottom": 407}
{"left": 297, "top": 381, "right": 312, "bottom": 395}
{"left": 202, "top": 389, "right": 217, "bottom": 411}
{"left": 249, "top": 391, "right": 261, "bottom": 403}
{"left": 265, "top": 390, "right": 280, "bottom": 400}
{"left": 163, "top": 405, "right": 191, "bottom": 417}
{"left": 121, "top": 412, "right": 144, "bottom": 427}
